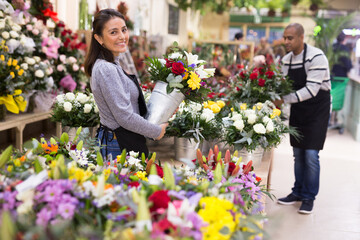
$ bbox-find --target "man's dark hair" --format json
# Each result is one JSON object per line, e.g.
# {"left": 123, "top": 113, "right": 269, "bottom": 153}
{"left": 337, "top": 32, "right": 346, "bottom": 43}
{"left": 235, "top": 32, "right": 243, "bottom": 40}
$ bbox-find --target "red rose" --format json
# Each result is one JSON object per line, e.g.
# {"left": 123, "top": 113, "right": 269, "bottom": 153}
{"left": 128, "top": 182, "right": 140, "bottom": 188}
{"left": 171, "top": 62, "right": 185, "bottom": 75}
{"left": 155, "top": 164, "right": 164, "bottom": 178}
{"left": 258, "top": 78, "right": 266, "bottom": 87}
{"left": 218, "top": 93, "right": 226, "bottom": 97}
{"left": 236, "top": 87, "right": 240, "bottom": 91}
{"left": 152, "top": 218, "right": 176, "bottom": 233}
{"left": 239, "top": 71, "right": 246, "bottom": 79}
{"left": 265, "top": 71, "right": 274, "bottom": 79}
{"left": 258, "top": 67, "right": 265, "bottom": 74}
{"left": 148, "top": 190, "right": 170, "bottom": 212}
{"left": 165, "top": 58, "right": 174, "bottom": 68}
{"left": 249, "top": 72, "right": 258, "bottom": 80}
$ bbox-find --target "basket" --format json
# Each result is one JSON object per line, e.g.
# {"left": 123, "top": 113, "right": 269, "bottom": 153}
{"left": 330, "top": 76, "right": 349, "bottom": 111}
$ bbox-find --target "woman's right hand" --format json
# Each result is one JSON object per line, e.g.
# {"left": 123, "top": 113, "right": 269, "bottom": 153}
{"left": 156, "top": 123, "right": 168, "bottom": 140}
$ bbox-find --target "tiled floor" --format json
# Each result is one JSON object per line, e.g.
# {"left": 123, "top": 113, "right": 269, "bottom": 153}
{"left": 264, "top": 129, "right": 360, "bottom": 240}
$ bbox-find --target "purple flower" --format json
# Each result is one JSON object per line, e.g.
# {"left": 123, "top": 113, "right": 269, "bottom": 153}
{"left": 177, "top": 60, "right": 185, "bottom": 66}
{"left": 168, "top": 190, "right": 186, "bottom": 200}
{"left": 43, "top": 185, "right": 63, "bottom": 202}
{"left": 188, "top": 193, "right": 202, "bottom": 206}
{"left": 60, "top": 74, "right": 77, "bottom": 92}
{"left": 58, "top": 203, "right": 76, "bottom": 219}
{"left": 188, "top": 63, "right": 196, "bottom": 68}
{"left": 36, "top": 208, "right": 53, "bottom": 226}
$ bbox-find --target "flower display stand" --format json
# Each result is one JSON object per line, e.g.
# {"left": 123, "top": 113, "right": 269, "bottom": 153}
{"left": 0, "top": 111, "right": 52, "bottom": 150}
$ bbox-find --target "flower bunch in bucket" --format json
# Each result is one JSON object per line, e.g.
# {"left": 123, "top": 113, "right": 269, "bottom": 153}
{"left": 145, "top": 42, "right": 215, "bottom": 103}
{"left": 229, "top": 63, "right": 293, "bottom": 105}
{"left": 223, "top": 101, "right": 292, "bottom": 152}
{"left": 51, "top": 92, "right": 99, "bottom": 127}
{"left": 166, "top": 100, "right": 225, "bottom": 143}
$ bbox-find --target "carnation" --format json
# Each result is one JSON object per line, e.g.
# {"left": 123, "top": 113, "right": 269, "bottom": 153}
{"left": 148, "top": 190, "right": 170, "bottom": 212}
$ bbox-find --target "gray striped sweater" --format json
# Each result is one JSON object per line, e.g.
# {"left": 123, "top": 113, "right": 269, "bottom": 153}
{"left": 281, "top": 44, "right": 331, "bottom": 104}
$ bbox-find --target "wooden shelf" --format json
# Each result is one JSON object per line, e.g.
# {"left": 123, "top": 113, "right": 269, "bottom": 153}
{"left": 0, "top": 111, "right": 52, "bottom": 150}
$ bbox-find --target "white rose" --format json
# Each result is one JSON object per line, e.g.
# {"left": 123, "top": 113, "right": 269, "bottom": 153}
{"left": 34, "top": 56, "right": 41, "bottom": 63}
{"left": 0, "top": 21, "right": 5, "bottom": 29}
{"left": 0, "top": 11, "right": 3, "bottom": 17}
{"left": 247, "top": 114, "right": 257, "bottom": 124}
{"left": 46, "top": 67, "right": 53, "bottom": 75}
{"left": 57, "top": 64, "right": 64, "bottom": 72}
{"left": 263, "top": 116, "right": 271, "bottom": 125}
{"left": 266, "top": 120, "right": 274, "bottom": 132}
{"left": 72, "top": 64, "right": 79, "bottom": 71}
{"left": 63, "top": 102, "right": 72, "bottom": 112}
{"left": 200, "top": 108, "right": 215, "bottom": 122}
{"left": 56, "top": 94, "right": 64, "bottom": 103}
{"left": 233, "top": 120, "right": 244, "bottom": 131}
{"left": 65, "top": 92, "right": 75, "bottom": 101}
{"left": 1, "top": 31, "right": 9, "bottom": 39}
{"left": 191, "top": 102, "right": 202, "bottom": 112}
{"left": 244, "top": 109, "right": 255, "bottom": 118}
{"left": 84, "top": 104, "right": 92, "bottom": 113}
{"left": 12, "top": 24, "right": 21, "bottom": 31}
{"left": 32, "top": 29, "right": 39, "bottom": 35}
{"left": 20, "top": 63, "right": 28, "bottom": 70}
{"left": 59, "top": 54, "right": 66, "bottom": 62}
{"left": 76, "top": 93, "right": 88, "bottom": 104}
{"left": 94, "top": 105, "right": 99, "bottom": 113}
{"left": 25, "top": 57, "right": 36, "bottom": 65}
{"left": 67, "top": 56, "right": 77, "bottom": 64}
{"left": 231, "top": 113, "right": 242, "bottom": 121}
{"left": 253, "top": 123, "right": 266, "bottom": 134}
{"left": 35, "top": 69, "right": 45, "bottom": 78}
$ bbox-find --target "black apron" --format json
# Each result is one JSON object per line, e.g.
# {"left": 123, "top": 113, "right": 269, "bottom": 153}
{"left": 288, "top": 44, "right": 331, "bottom": 150}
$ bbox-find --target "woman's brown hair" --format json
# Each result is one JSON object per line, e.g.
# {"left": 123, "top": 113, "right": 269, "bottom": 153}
{"left": 84, "top": 9, "right": 125, "bottom": 77}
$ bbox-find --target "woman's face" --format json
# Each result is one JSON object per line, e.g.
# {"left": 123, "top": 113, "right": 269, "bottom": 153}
{"left": 96, "top": 17, "right": 129, "bottom": 56}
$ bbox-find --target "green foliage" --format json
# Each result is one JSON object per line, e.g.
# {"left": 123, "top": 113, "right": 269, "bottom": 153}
{"left": 311, "top": 13, "right": 356, "bottom": 71}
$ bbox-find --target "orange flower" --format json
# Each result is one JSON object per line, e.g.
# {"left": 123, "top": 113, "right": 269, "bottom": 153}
{"left": 41, "top": 143, "right": 59, "bottom": 154}
{"left": 20, "top": 155, "right": 26, "bottom": 162}
{"left": 256, "top": 176, "right": 262, "bottom": 182}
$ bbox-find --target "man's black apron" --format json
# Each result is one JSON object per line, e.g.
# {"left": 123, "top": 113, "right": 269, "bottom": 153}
{"left": 288, "top": 44, "right": 331, "bottom": 150}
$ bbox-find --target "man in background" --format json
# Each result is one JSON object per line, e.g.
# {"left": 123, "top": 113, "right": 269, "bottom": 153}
{"left": 274, "top": 23, "right": 331, "bottom": 214}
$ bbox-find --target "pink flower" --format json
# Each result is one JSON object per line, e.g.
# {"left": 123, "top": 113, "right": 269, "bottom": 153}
{"left": 72, "top": 64, "right": 79, "bottom": 71}
{"left": 57, "top": 64, "right": 64, "bottom": 72}
{"left": 58, "top": 203, "right": 76, "bottom": 219}
{"left": 32, "top": 29, "right": 39, "bottom": 35}
{"left": 60, "top": 74, "right": 77, "bottom": 92}
{"left": 26, "top": 24, "right": 33, "bottom": 31}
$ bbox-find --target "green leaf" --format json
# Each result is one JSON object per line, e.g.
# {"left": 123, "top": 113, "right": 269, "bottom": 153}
{"left": 119, "top": 149, "right": 127, "bottom": 165}
{"left": 76, "top": 140, "right": 84, "bottom": 150}
{"left": 0, "top": 145, "right": 12, "bottom": 169}
{"left": 0, "top": 211, "right": 16, "bottom": 240}
{"left": 96, "top": 151, "right": 104, "bottom": 166}
{"left": 60, "top": 132, "right": 69, "bottom": 143}
{"left": 34, "top": 158, "right": 43, "bottom": 173}
{"left": 213, "top": 163, "right": 222, "bottom": 184}
{"left": 163, "top": 162, "right": 175, "bottom": 190}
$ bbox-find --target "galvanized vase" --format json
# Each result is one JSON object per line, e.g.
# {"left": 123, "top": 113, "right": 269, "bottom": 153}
{"left": 235, "top": 146, "right": 264, "bottom": 168}
{"left": 145, "top": 81, "right": 185, "bottom": 125}
{"left": 174, "top": 137, "right": 200, "bottom": 163}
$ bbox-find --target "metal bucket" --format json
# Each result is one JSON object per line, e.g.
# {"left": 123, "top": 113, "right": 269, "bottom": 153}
{"left": 174, "top": 137, "right": 200, "bottom": 162}
{"left": 62, "top": 126, "right": 97, "bottom": 142}
{"left": 236, "top": 146, "right": 264, "bottom": 168}
{"left": 145, "top": 81, "right": 185, "bottom": 125}
{"left": 201, "top": 139, "right": 230, "bottom": 156}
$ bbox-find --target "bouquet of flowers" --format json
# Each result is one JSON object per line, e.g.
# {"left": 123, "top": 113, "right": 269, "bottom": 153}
{"left": 223, "top": 101, "right": 292, "bottom": 152}
{"left": 166, "top": 100, "right": 225, "bottom": 142}
{"left": 145, "top": 42, "right": 215, "bottom": 102}
{"left": 230, "top": 63, "right": 293, "bottom": 105}
{"left": 51, "top": 92, "right": 99, "bottom": 127}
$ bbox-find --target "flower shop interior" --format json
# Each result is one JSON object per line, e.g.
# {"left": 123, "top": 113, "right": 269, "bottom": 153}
{"left": 1, "top": 0, "right": 360, "bottom": 239}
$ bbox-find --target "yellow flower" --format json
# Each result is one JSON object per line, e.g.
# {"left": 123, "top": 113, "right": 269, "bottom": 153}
{"left": 255, "top": 102, "right": 263, "bottom": 110}
{"left": 15, "top": 65, "right": 20, "bottom": 70}
{"left": 7, "top": 58, "right": 12, "bottom": 66}
{"left": 10, "top": 72, "right": 15, "bottom": 78}
{"left": 271, "top": 108, "right": 282, "bottom": 118}
{"left": 103, "top": 168, "right": 111, "bottom": 180}
{"left": 0, "top": 55, "right": 4, "bottom": 61}
{"left": 216, "top": 100, "right": 225, "bottom": 108}
{"left": 187, "top": 71, "right": 201, "bottom": 90}
{"left": 231, "top": 107, "right": 234, "bottom": 112}
{"left": 12, "top": 59, "right": 18, "bottom": 66}
{"left": 203, "top": 101, "right": 209, "bottom": 108}
{"left": 18, "top": 69, "right": 24, "bottom": 76}
{"left": 240, "top": 103, "right": 247, "bottom": 110}
{"left": 7, "top": 165, "right": 13, "bottom": 172}
{"left": 210, "top": 104, "right": 221, "bottom": 113}
{"left": 135, "top": 171, "right": 148, "bottom": 181}
{"left": 13, "top": 158, "right": 21, "bottom": 167}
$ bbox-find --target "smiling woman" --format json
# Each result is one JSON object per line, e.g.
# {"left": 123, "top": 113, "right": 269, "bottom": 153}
{"left": 84, "top": 9, "right": 168, "bottom": 160}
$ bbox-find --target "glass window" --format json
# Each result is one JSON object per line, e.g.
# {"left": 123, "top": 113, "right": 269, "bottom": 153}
{"left": 168, "top": 5, "right": 179, "bottom": 35}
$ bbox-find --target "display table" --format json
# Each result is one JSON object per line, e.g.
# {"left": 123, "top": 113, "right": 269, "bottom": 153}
{"left": 256, "top": 148, "right": 274, "bottom": 191}
{"left": 0, "top": 111, "right": 52, "bottom": 150}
